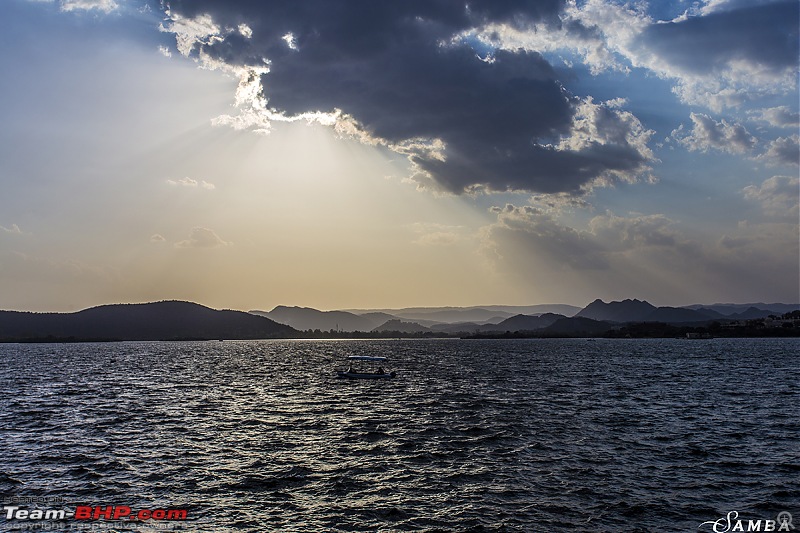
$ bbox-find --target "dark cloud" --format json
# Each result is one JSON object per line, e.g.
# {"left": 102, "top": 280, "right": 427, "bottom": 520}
{"left": 162, "top": 0, "right": 654, "bottom": 195}
{"left": 415, "top": 136, "right": 649, "bottom": 194}
{"left": 638, "top": 1, "right": 799, "bottom": 76}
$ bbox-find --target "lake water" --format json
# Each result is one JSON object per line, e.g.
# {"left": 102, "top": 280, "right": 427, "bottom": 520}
{"left": 1, "top": 338, "right": 798, "bottom": 532}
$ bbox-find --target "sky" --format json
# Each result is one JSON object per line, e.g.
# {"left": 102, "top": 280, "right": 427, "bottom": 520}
{"left": 0, "top": 0, "right": 798, "bottom": 312}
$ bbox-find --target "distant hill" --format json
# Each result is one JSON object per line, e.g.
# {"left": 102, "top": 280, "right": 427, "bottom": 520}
{"left": 0, "top": 301, "right": 296, "bottom": 341}
{"left": 344, "top": 304, "right": 582, "bottom": 323}
{"left": 575, "top": 299, "right": 774, "bottom": 324}
{"left": 726, "top": 307, "right": 778, "bottom": 320}
{"left": 683, "top": 303, "right": 799, "bottom": 315}
{"left": 381, "top": 316, "right": 443, "bottom": 328}
{"left": 643, "top": 307, "right": 713, "bottom": 323}
{"left": 692, "top": 308, "right": 728, "bottom": 320}
{"left": 574, "top": 299, "right": 798, "bottom": 325}
{"left": 542, "top": 317, "right": 614, "bottom": 335}
{"left": 429, "top": 321, "right": 486, "bottom": 334}
{"left": 372, "top": 319, "right": 432, "bottom": 333}
{"left": 392, "top": 308, "right": 516, "bottom": 324}
{"left": 492, "top": 313, "right": 565, "bottom": 331}
{"left": 358, "top": 312, "right": 400, "bottom": 326}
{"left": 251, "top": 306, "right": 381, "bottom": 332}
{"left": 576, "top": 299, "right": 657, "bottom": 322}
{"left": 428, "top": 313, "right": 566, "bottom": 334}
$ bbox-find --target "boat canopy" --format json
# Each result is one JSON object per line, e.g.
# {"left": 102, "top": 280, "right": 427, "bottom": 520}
{"left": 347, "top": 356, "right": 386, "bottom": 361}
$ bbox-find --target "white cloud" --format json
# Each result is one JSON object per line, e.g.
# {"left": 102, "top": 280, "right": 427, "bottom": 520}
{"left": 697, "top": 0, "right": 784, "bottom": 16}
{"left": 158, "top": 45, "right": 172, "bottom": 58}
{"left": 409, "top": 223, "right": 464, "bottom": 246}
{"left": 206, "top": 57, "right": 337, "bottom": 135}
{"left": 1, "top": 224, "right": 22, "bottom": 234}
{"left": 207, "top": 62, "right": 274, "bottom": 135}
{"left": 672, "top": 112, "right": 756, "bottom": 154}
{"left": 238, "top": 23, "right": 253, "bottom": 39}
{"left": 749, "top": 106, "right": 800, "bottom": 128}
{"left": 672, "top": 115, "right": 797, "bottom": 164}
{"left": 756, "top": 135, "right": 800, "bottom": 167}
{"left": 166, "top": 177, "right": 216, "bottom": 189}
{"left": 528, "top": 192, "right": 592, "bottom": 212}
{"left": 175, "top": 227, "right": 231, "bottom": 248}
{"left": 150, "top": 234, "right": 166, "bottom": 243}
{"left": 463, "top": 0, "right": 645, "bottom": 75}
{"left": 471, "top": 0, "right": 797, "bottom": 112}
{"left": 159, "top": 11, "right": 223, "bottom": 57}
{"left": 742, "top": 175, "right": 800, "bottom": 218}
{"left": 588, "top": 212, "right": 679, "bottom": 251}
{"left": 60, "top": 0, "right": 118, "bottom": 13}
{"left": 282, "top": 32, "right": 298, "bottom": 50}
{"left": 556, "top": 96, "right": 656, "bottom": 188}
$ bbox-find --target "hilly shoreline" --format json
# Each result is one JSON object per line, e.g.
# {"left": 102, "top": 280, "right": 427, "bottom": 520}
{"left": 1, "top": 299, "right": 797, "bottom": 342}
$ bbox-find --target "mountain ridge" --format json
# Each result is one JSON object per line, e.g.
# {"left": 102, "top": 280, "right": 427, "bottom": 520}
{"left": 250, "top": 306, "right": 380, "bottom": 332}
{"left": 576, "top": 299, "right": 657, "bottom": 322}
{"left": 0, "top": 300, "right": 296, "bottom": 341}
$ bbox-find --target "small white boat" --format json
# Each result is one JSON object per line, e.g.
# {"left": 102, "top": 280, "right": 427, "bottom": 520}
{"left": 337, "top": 356, "right": 396, "bottom": 379}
